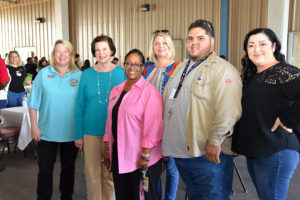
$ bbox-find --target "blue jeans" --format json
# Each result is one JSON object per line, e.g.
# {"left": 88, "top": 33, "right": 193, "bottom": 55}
{"left": 7, "top": 90, "right": 25, "bottom": 107}
{"left": 247, "top": 149, "right": 300, "bottom": 200}
{"left": 0, "top": 99, "right": 7, "bottom": 108}
{"left": 175, "top": 153, "right": 233, "bottom": 200}
{"left": 157, "top": 157, "right": 179, "bottom": 200}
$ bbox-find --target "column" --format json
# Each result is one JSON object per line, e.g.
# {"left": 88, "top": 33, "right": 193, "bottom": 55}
{"left": 54, "top": 0, "right": 69, "bottom": 41}
{"left": 267, "top": 0, "right": 290, "bottom": 55}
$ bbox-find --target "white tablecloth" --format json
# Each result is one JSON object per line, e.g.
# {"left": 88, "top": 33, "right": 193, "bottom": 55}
{"left": 1, "top": 107, "right": 32, "bottom": 150}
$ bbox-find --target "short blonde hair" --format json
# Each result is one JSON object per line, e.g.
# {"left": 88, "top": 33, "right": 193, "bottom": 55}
{"left": 7, "top": 51, "right": 22, "bottom": 66}
{"left": 50, "top": 40, "right": 77, "bottom": 71}
{"left": 149, "top": 32, "right": 175, "bottom": 62}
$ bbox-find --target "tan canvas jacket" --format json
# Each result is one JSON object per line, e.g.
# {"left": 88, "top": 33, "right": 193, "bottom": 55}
{"left": 163, "top": 52, "right": 242, "bottom": 157}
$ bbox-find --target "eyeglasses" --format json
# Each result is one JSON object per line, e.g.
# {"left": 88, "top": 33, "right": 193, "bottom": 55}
{"left": 124, "top": 62, "right": 144, "bottom": 68}
{"left": 153, "top": 30, "right": 169, "bottom": 35}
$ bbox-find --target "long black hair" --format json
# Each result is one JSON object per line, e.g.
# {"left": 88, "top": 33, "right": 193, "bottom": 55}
{"left": 241, "top": 28, "right": 285, "bottom": 84}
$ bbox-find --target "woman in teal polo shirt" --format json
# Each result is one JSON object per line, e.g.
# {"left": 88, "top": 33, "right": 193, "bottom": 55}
{"left": 28, "top": 40, "right": 82, "bottom": 200}
{"left": 74, "top": 35, "right": 125, "bottom": 200}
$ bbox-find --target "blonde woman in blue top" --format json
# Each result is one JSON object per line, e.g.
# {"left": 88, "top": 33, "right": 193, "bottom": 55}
{"left": 144, "top": 30, "right": 179, "bottom": 200}
{"left": 75, "top": 35, "right": 125, "bottom": 200}
{"left": 28, "top": 40, "right": 82, "bottom": 200}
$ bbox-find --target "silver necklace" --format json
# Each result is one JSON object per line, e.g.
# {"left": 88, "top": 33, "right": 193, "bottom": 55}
{"left": 97, "top": 71, "right": 112, "bottom": 104}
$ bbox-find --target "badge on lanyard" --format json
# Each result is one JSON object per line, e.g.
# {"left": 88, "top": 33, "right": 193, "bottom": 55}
{"left": 70, "top": 79, "right": 78, "bottom": 86}
{"left": 162, "top": 71, "right": 169, "bottom": 76}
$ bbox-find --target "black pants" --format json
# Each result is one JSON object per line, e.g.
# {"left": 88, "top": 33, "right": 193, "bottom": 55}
{"left": 37, "top": 140, "right": 78, "bottom": 200}
{"left": 112, "top": 159, "right": 162, "bottom": 200}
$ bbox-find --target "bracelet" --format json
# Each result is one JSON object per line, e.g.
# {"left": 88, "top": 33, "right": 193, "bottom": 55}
{"left": 141, "top": 156, "right": 149, "bottom": 162}
{"left": 142, "top": 152, "right": 150, "bottom": 158}
{"left": 31, "top": 126, "right": 38, "bottom": 132}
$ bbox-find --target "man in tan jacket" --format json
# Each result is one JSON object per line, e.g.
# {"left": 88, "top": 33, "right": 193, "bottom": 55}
{"left": 162, "top": 19, "right": 242, "bottom": 200}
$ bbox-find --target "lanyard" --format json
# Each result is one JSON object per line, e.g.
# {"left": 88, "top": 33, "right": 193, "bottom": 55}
{"left": 173, "top": 57, "right": 207, "bottom": 98}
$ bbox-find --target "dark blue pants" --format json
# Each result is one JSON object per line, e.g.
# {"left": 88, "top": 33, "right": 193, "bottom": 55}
{"left": 175, "top": 153, "right": 233, "bottom": 200}
{"left": 37, "top": 140, "right": 78, "bottom": 200}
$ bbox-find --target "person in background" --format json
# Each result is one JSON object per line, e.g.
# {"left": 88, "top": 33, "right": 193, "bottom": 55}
{"left": 6, "top": 51, "right": 31, "bottom": 107}
{"left": 81, "top": 59, "right": 91, "bottom": 71}
{"left": 38, "top": 57, "right": 49, "bottom": 71}
{"left": 145, "top": 57, "right": 154, "bottom": 67}
{"left": 220, "top": 55, "right": 226, "bottom": 60}
{"left": 31, "top": 51, "right": 35, "bottom": 60}
{"left": 232, "top": 28, "right": 300, "bottom": 200}
{"left": 103, "top": 49, "right": 163, "bottom": 200}
{"left": 0, "top": 57, "right": 10, "bottom": 108}
{"left": 28, "top": 40, "right": 82, "bottom": 200}
{"left": 111, "top": 57, "right": 119, "bottom": 65}
{"left": 143, "top": 29, "right": 179, "bottom": 200}
{"left": 162, "top": 19, "right": 242, "bottom": 200}
{"left": 75, "top": 53, "right": 81, "bottom": 70}
{"left": 24, "top": 57, "right": 38, "bottom": 79}
{"left": 75, "top": 35, "right": 125, "bottom": 200}
{"left": 34, "top": 56, "right": 38, "bottom": 64}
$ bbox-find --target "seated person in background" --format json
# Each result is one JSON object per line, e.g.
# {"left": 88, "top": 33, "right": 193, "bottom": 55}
{"left": 24, "top": 57, "right": 38, "bottom": 79}
{"left": 81, "top": 59, "right": 91, "bottom": 71}
{"left": 38, "top": 57, "right": 49, "bottom": 71}
{"left": 112, "top": 57, "right": 119, "bottom": 65}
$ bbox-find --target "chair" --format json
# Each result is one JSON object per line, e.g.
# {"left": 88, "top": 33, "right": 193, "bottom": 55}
{"left": 0, "top": 126, "right": 22, "bottom": 162}
{"left": 233, "top": 159, "right": 247, "bottom": 193}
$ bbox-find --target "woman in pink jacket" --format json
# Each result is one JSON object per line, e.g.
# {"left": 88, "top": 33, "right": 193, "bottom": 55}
{"left": 103, "top": 49, "right": 163, "bottom": 200}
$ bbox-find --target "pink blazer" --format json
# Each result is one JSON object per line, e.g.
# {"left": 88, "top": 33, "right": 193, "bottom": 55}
{"left": 104, "top": 76, "right": 163, "bottom": 174}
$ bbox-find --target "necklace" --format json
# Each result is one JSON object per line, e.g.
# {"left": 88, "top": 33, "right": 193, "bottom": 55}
{"left": 97, "top": 71, "right": 112, "bottom": 104}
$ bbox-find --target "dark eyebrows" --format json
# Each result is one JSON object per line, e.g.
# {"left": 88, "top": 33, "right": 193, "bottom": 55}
{"left": 248, "top": 40, "right": 268, "bottom": 44}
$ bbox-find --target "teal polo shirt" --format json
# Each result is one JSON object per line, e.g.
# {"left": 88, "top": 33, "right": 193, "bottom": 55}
{"left": 27, "top": 66, "right": 82, "bottom": 142}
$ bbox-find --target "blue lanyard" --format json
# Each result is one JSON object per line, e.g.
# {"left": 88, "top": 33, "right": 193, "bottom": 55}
{"left": 173, "top": 57, "right": 207, "bottom": 98}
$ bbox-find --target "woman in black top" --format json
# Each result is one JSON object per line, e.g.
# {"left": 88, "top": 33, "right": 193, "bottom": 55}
{"left": 6, "top": 51, "right": 31, "bottom": 107}
{"left": 232, "top": 28, "right": 300, "bottom": 200}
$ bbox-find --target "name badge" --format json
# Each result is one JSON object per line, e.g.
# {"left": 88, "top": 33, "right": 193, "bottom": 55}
{"left": 47, "top": 74, "right": 55, "bottom": 78}
{"left": 169, "top": 88, "right": 177, "bottom": 100}
{"left": 16, "top": 71, "right": 22, "bottom": 76}
{"left": 162, "top": 71, "right": 169, "bottom": 76}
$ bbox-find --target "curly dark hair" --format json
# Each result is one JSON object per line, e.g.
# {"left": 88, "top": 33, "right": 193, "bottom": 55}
{"left": 241, "top": 28, "right": 285, "bottom": 84}
{"left": 91, "top": 34, "right": 116, "bottom": 57}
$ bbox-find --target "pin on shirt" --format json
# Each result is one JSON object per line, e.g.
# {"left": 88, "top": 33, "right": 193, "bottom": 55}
{"left": 225, "top": 78, "right": 232, "bottom": 85}
{"left": 70, "top": 79, "right": 78, "bottom": 86}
